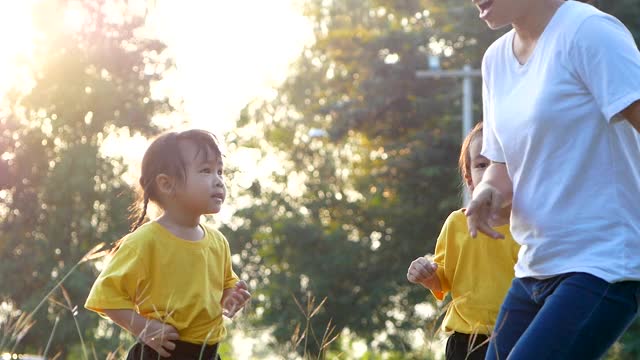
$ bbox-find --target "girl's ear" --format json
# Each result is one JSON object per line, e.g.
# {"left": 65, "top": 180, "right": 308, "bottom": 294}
{"left": 155, "top": 173, "right": 176, "bottom": 196}
{"left": 465, "top": 174, "right": 474, "bottom": 193}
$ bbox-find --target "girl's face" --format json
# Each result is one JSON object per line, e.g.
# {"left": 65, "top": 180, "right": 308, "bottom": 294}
{"left": 174, "top": 140, "right": 226, "bottom": 216}
{"left": 473, "top": 0, "right": 527, "bottom": 30}
{"left": 467, "top": 135, "right": 490, "bottom": 192}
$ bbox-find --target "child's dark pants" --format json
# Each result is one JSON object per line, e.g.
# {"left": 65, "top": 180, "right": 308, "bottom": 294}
{"left": 127, "top": 340, "right": 221, "bottom": 360}
{"left": 445, "top": 331, "right": 489, "bottom": 360}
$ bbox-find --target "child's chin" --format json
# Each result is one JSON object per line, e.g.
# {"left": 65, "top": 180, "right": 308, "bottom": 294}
{"left": 205, "top": 207, "right": 222, "bottom": 214}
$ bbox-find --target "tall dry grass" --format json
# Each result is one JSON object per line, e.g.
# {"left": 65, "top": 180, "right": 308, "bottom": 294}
{"left": 0, "top": 244, "right": 343, "bottom": 359}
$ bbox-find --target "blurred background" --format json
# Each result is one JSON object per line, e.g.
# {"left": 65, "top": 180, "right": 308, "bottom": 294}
{"left": 0, "top": 0, "right": 638, "bottom": 359}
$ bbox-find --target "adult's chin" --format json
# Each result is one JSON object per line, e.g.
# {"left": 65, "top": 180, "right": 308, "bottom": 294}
{"left": 485, "top": 19, "right": 511, "bottom": 30}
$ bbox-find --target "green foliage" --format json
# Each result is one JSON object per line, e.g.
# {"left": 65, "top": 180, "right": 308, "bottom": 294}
{"left": 0, "top": 0, "right": 170, "bottom": 356}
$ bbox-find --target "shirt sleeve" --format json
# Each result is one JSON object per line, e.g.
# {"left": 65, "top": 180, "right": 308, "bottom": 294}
{"left": 84, "top": 241, "right": 147, "bottom": 316}
{"left": 430, "top": 213, "right": 457, "bottom": 301}
{"left": 481, "top": 58, "right": 506, "bottom": 163}
{"left": 571, "top": 15, "right": 640, "bottom": 122}
{"left": 221, "top": 234, "right": 240, "bottom": 289}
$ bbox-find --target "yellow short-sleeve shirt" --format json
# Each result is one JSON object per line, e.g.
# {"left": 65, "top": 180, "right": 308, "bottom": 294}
{"left": 430, "top": 210, "right": 520, "bottom": 335}
{"left": 85, "top": 222, "right": 239, "bottom": 345}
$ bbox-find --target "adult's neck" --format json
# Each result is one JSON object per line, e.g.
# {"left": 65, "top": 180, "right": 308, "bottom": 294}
{"left": 513, "top": 0, "right": 565, "bottom": 44}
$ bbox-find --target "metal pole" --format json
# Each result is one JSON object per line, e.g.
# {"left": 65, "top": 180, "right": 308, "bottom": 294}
{"left": 416, "top": 64, "right": 481, "bottom": 206}
{"left": 462, "top": 64, "right": 473, "bottom": 145}
{"left": 462, "top": 64, "right": 473, "bottom": 205}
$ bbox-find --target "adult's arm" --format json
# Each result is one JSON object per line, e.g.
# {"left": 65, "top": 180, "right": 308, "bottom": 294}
{"left": 621, "top": 99, "right": 640, "bottom": 133}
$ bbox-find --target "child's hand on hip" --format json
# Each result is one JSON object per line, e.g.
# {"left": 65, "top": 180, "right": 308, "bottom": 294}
{"left": 140, "top": 319, "right": 180, "bottom": 357}
{"left": 222, "top": 280, "right": 252, "bottom": 318}
{"left": 407, "top": 257, "right": 438, "bottom": 286}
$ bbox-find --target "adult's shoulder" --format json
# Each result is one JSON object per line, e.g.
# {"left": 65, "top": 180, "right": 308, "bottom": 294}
{"left": 561, "top": 1, "right": 628, "bottom": 43}
{"left": 564, "top": 0, "right": 608, "bottom": 21}
{"left": 484, "top": 30, "right": 512, "bottom": 58}
{"left": 481, "top": 30, "right": 513, "bottom": 77}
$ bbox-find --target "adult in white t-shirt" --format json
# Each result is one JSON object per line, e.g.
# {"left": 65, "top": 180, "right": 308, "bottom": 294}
{"left": 465, "top": 0, "right": 640, "bottom": 359}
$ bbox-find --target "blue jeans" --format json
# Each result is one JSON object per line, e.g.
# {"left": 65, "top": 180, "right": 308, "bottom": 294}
{"left": 486, "top": 272, "right": 640, "bottom": 360}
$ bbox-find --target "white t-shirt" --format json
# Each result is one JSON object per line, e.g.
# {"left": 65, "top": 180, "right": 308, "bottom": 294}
{"left": 481, "top": 1, "right": 640, "bottom": 282}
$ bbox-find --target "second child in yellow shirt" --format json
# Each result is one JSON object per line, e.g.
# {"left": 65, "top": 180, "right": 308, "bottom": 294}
{"left": 85, "top": 130, "right": 251, "bottom": 359}
{"left": 407, "top": 122, "right": 519, "bottom": 360}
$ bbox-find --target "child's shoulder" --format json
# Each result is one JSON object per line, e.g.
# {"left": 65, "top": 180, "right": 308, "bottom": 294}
{"left": 444, "top": 208, "right": 468, "bottom": 227}
{"left": 201, "top": 224, "right": 229, "bottom": 244}
{"left": 117, "top": 222, "right": 160, "bottom": 249}
{"left": 447, "top": 208, "right": 515, "bottom": 243}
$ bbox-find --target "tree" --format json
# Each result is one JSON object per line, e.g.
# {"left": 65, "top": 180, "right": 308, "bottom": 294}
{"left": 0, "top": 0, "right": 171, "bottom": 356}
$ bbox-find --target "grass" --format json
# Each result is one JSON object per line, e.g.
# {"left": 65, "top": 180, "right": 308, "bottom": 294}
{"left": 1, "top": 242, "right": 111, "bottom": 359}
{"left": 2, "top": 244, "right": 637, "bottom": 360}
{"left": 0, "top": 244, "right": 343, "bottom": 360}
{"left": 290, "top": 293, "right": 340, "bottom": 359}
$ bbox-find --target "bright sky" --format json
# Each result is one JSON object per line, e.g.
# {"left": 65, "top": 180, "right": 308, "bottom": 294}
{"left": 148, "top": 0, "right": 313, "bottom": 133}
{"left": 0, "top": 2, "right": 35, "bottom": 100}
{"left": 146, "top": 1, "right": 314, "bottom": 213}
{"left": 0, "top": 0, "right": 314, "bottom": 221}
{"left": 0, "top": 0, "right": 313, "bottom": 163}
{"left": 109, "top": 0, "right": 314, "bottom": 186}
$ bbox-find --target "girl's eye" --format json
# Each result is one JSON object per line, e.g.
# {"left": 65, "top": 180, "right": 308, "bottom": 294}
{"left": 201, "top": 168, "right": 212, "bottom": 174}
{"left": 217, "top": 170, "right": 224, "bottom": 176}
{"left": 475, "top": 162, "right": 489, "bottom": 169}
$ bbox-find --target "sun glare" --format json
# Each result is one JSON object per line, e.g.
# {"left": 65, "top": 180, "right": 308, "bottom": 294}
{"left": 0, "top": 1, "right": 35, "bottom": 98}
{"left": 149, "top": 0, "right": 314, "bottom": 133}
{"left": 103, "top": 0, "right": 314, "bottom": 204}
{"left": 63, "top": 2, "right": 88, "bottom": 32}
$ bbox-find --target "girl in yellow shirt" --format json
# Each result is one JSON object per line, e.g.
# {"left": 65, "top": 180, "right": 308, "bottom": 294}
{"left": 407, "top": 122, "right": 519, "bottom": 360}
{"left": 85, "top": 129, "right": 251, "bottom": 359}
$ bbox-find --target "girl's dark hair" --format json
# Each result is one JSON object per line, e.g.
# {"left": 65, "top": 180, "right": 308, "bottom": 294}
{"left": 458, "top": 121, "right": 483, "bottom": 185}
{"left": 129, "top": 129, "right": 222, "bottom": 232}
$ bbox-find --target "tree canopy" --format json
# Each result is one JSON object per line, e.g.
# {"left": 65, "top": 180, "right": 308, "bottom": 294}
{"left": 0, "top": 0, "right": 170, "bottom": 356}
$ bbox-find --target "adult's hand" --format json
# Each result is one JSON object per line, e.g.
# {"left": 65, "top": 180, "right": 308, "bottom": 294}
{"left": 466, "top": 162, "right": 512, "bottom": 239}
{"left": 466, "top": 183, "right": 507, "bottom": 239}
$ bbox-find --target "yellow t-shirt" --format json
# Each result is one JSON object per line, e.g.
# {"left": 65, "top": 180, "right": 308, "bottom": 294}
{"left": 430, "top": 210, "right": 519, "bottom": 335}
{"left": 85, "top": 222, "right": 239, "bottom": 345}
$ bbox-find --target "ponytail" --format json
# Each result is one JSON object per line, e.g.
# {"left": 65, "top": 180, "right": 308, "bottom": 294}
{"left": 130, "top": 193, "right": 150, "bottom": 232}
{"left": 112, "top": 184, "right": 151, "bottom": 253}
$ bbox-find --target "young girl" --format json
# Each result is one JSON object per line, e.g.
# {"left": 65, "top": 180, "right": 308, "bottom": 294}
{"left": 467, "top": 1, "right": 640, "bottom": 358}
{"left": 407, "top": 122, "right": 519, "bottom": 360}
{"left": 85, "top": 129, "right": 251, "bottom": 360}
